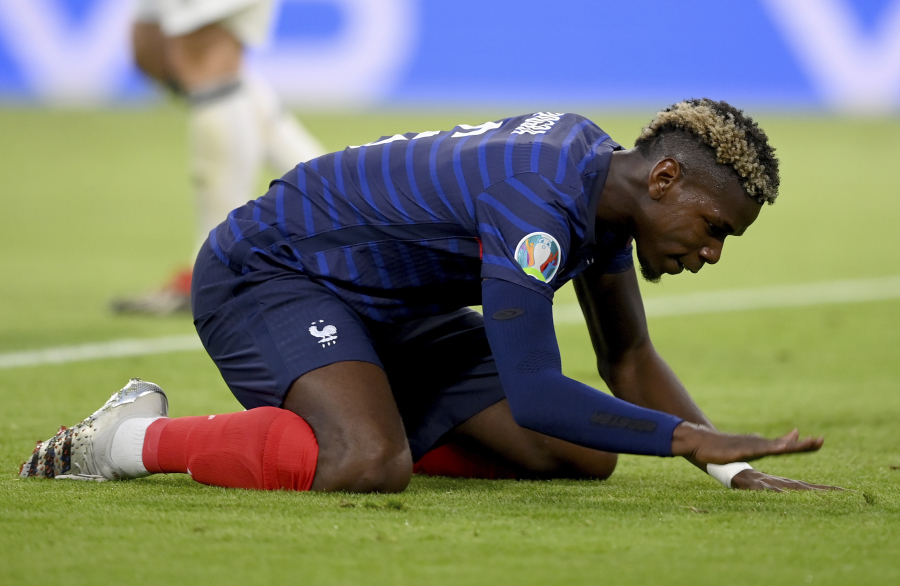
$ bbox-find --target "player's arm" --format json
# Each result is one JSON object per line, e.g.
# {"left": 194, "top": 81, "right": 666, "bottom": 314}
{"left": 572, "top": 264, "right": 711, "bottom": 428}
{"left": 572, "top": 264, "right": 837, "bottom": 490}
{"left": 481, "top": 277, "right": 823, "bottom": 466}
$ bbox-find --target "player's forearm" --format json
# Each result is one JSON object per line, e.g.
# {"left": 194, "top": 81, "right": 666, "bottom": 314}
{"left": 605, "top": 343, "right": 713, "bottom": 429}
{"left": 482, "top": 278, "right": 682, "bottom": 456}
{"left": 573, "top": 267, "right": 712, "bottom": 428}
{"left": 606, "top": 345, "right": 718, "bottom": 471}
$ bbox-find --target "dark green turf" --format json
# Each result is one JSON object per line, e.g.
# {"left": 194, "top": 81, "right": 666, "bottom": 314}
{"left": 1, "top": 107, "right": 898, "bottom": 585}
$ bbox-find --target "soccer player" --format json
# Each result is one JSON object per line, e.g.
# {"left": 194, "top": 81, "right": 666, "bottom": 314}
{"left": 22, "top": 100, "right": 837, "bottom": 493}
{"left": 112, "top": 0, "right": 325, "bottom": 314}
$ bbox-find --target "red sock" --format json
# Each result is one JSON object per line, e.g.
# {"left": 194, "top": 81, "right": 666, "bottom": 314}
{"left": 142, "top": 407, "right": 318, "bottom": 491}
{"left": 413, "top": 443, "right": 517, "bottom": 479}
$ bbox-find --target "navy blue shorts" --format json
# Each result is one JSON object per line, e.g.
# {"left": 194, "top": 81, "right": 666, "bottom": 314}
{"left": 191, "top": 241, "right": 505, "bottom": 460}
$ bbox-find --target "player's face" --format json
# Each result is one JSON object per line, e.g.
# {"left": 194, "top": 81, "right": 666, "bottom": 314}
{"left": 633, "top": 174, "right": 762, "bottom": 283}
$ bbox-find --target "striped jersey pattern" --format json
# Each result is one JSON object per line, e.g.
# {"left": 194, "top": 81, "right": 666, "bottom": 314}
{"left": 210, "top": 112, "right": 633, "bottom": 322}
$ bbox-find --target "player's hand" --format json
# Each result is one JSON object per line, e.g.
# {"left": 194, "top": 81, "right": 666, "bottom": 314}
{"left": 671, "top": 422, "right": 824, "bottom": 464}
{"left": 730, "top": 469, "right": 842, "bottom": 492}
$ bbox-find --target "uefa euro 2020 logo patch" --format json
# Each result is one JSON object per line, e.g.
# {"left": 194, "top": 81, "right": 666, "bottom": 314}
{"left": 515, "top": 232, "right": 561, "bottom": 283}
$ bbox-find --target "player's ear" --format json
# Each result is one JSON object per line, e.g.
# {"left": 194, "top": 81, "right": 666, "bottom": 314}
{"left": 648, "top": 158, "right": 681, "bottom": 201}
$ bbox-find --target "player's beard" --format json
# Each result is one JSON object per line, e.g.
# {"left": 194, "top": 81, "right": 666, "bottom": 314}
{"left": 636, "top": 247, "right": 662, "bottom": 284}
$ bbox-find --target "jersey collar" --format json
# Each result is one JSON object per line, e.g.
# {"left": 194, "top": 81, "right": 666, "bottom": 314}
{"left": 583, "top": 139, "right": 623, "bottom": 250}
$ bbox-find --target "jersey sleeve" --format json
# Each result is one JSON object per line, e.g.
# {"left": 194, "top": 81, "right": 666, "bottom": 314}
{"left": 481, "top": 278, "right": 683, "bottom": 456}
{"left": 475, "top": 173, "right": 583, "bottom": 299}
{"left": 604, "top": 243, "right": 634, "bottom": 274}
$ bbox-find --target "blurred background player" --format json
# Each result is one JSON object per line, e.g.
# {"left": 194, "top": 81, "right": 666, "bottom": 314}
{"left": 111, "top": 0, "right": 325, "bottom": 315}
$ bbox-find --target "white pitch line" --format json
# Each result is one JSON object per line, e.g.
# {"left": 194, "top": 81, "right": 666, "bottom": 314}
{"left": 0, "top": 335, "right": 202, "bottom": 370}
{"left": 552, "top": 274, "right": 900, "bottom": 324}
{"left": 2, "top": 276, "right": 899, "bottom": 370}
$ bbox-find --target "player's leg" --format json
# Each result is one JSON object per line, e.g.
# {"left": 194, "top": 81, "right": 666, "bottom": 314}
{"left": 165, "top": 23, "right": 243, "bottom": 90}
{"left": 19, "top": 378, "right": 318, "bottom": 490}
{"left": 114, "top": 4, "right": 260, "bottom": 315}
{"left": 134, "top": 1, "right": 258, "bottom": 245}
{"left": 132, "top": 0, "right": 178, "bottom": 88}
{"left": 440, "top": 400, "right": 618, "bottom": 480}
{"left": 140, "top": 360, "right": 411, "bottom": 493}
{"left": 25, "top": 244, "right": 411, "bottom": 492}
{"left": 377, "top": 308, "right": 617, "bottom": 481}
{"left": 173, "top": 241, "right": 411, "bottom": 492}
{"left": 112, "top": 22, "right": 253, "bottom": 315}
{"left": 132, "top": 21, "right": 172, "bottom": 87}
{"left": 243, "top": 70, "right": 326, "bottom": 172}
{"left": 162, "top": 0, "right": 325, "bottom": 173}
{"left": 216, "top": 0, "right": 326, "bottom": 169}
{"left": 156, "top": 0, "right": 324, "bottom": 248}
{"left": 164, "top": 23, "right": 262, "bottom": 254}
{"left": 117, "top": 1, "right": 324, "bottom": 316}
{"left": 281, "top": 362, "right": 412, "bottom": 492}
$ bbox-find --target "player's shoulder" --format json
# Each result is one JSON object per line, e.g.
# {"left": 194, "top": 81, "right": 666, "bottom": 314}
{"left": 503, "top": 112, "right": 614, "bottom": 163}
{"left": 503, "top": 112, "right": 599, "bottom": 138}
{"left": 491, "top": 113, "right": 615, "bottom": 185}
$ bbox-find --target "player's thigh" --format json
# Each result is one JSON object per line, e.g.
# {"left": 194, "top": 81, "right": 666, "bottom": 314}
{"left": 283, "top": 361, "right": 412, "bottom": 493}
{"left": 372, "top": 308, "right": 508, "bottom": 463}
{"left": 192, "top": 242, "right": 411, "bottom": 492}
{"left": 450, "top": 400, "right": 618, "bottom": 480}
{"left": 131, "top": 21, "right": 170, "bottom": 82}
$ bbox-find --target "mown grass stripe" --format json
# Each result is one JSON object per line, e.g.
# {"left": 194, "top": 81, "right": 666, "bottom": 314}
{"left": 2, "top": 275, "right": 899, "bottom": 369}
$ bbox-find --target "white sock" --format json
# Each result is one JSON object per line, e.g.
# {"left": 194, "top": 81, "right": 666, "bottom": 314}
{"left": 189, "top": 79, "right": 264, "bottom": 252}
{"left": 110, "top": 417, "right": 163, "bottom": 478}
{"left": 243, "top": 71, "right": 325, "bottom": 173}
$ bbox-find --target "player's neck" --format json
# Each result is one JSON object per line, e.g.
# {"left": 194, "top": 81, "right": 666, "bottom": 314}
{"left": 595, "top": 149, "right": 646, "bottom": 235}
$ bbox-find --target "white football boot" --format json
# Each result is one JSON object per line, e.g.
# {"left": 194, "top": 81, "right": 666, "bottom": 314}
{"left": 19, "top": 378, "right": 168, "bottom": 481}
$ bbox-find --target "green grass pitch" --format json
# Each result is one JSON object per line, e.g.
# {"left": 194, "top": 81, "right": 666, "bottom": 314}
{"left": 1, "top": 106, "right": 898, "bottom": 585}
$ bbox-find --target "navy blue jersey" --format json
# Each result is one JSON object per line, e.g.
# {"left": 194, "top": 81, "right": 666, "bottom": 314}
{"left": 210, "top": 112, "right": 633, "bottom": 322}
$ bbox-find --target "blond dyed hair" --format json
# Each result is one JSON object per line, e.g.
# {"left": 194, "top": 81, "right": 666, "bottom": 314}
{"left": 636, "top": 99, "right": 780, "bottom": 204}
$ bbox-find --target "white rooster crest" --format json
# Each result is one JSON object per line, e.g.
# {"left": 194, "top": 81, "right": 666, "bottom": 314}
{"left": 309, "top": 320, "right": 338, "bottom": 346}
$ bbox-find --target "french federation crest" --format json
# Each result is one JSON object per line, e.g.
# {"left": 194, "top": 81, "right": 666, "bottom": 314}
{"left": 515, "top": 232, "right": 561, "bottom": 283}
{"left": 309, "top": 320, "right": 338, "bottom": 347}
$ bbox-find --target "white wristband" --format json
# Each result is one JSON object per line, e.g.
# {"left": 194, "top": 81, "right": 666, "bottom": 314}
{"left": 706, "top": 462, "right": 753, "bottom": 488}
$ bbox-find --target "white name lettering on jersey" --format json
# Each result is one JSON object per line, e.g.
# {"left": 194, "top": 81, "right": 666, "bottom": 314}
{"left": 511, "top": 112, "right": 565, "bottom": 135}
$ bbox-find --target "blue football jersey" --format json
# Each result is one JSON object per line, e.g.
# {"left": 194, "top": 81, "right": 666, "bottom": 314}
{"left": 210, "top": 112, "right": 633, "bottom": 322}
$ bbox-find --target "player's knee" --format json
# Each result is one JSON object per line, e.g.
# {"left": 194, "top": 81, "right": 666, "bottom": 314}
{"left": 557, "top": 450, "right": 617, "bottom": 480}
{"left": 353, "top": 443, "right": 413, "bottom": 493}
{"left": 317, "top": 436, "right": 412, "bottom": 493}
{"left": 584, "top": 451, "right": 618, "bottom": 480}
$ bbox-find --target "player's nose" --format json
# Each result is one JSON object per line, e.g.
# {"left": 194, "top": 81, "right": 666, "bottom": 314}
{"left": 699, "top": 241, "right": 723, "bottom": 265}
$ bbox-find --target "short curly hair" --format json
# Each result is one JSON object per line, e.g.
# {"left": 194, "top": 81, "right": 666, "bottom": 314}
{"left": 634, "top": 98, "right": 780, "bottom": 204}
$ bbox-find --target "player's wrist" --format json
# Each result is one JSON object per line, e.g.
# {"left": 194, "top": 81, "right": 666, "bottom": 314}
{"left": 670, "top": 421, "right": 705, "bottom": 457}
{"left": 706, "top": 462, "right": 754, "bottom": 488}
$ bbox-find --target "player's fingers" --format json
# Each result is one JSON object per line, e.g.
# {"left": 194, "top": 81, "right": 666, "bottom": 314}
{"left": 782, "top": 479, "right": 822, "bottom": 490}
{"left": 696, "top": 429, "right": 823, "bottom": 464}
{"left": 737, "top": 435, "right": 821, "bottom": 462}
{"left": 777, "top": 428, "right": 800, "bottom": 443}
{"left": 767, "top": 475, "right": 842, "bottom": 491}
{"left": 793, "top": 435, "right": 824, "bottom": 452}
{"left": 801, "top": 482, "right": 844, "bottom": 491}
{"left": 773, "top": 434, "right": 823, "bottom": 454}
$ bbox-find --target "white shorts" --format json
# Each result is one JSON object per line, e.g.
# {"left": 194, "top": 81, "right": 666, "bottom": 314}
{"left": 134, "top": 0, "right": 276, "bottom": 46}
